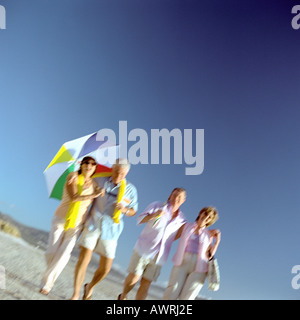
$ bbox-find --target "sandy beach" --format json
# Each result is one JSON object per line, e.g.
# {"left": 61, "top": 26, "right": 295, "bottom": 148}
{"left": 0, "top": 231, "right": 159, "bottom": 300}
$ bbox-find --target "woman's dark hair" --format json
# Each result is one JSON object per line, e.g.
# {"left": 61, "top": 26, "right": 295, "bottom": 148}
{"left": 78, "top": 156, "right": 97, "bottom": 176}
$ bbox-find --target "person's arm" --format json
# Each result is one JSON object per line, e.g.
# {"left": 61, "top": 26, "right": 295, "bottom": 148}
{"left": 139, "top": 209, "right": 165, "bottom": 224}
{"left": 114, "top": 203, "right": 137, "bottom": 217}
{"left": 135, "top": 201, "right": 166, "bottom": 225}
{"left": 206, "top": 229, "right": 221, "bottom": 259}
{"left": 113, "top": 183, "right": 138, "bottom": 217}
{"left": 93, "top": 180, "right": 105, "bottom": 197}
{"left": 66, "top": 173, "right": 103, "bottom": 202}
{"left": 124, "top": 207, "right": 136, "bottom": 217}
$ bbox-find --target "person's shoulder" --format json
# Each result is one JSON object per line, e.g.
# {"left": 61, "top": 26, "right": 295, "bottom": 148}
{"left": 125, "top": 180, "right": 137, "bottom": 193}
{"left": 181, "top": 221, "right": 194, "bottom": 232}
{"left": 66, "top": 171, "right": 78, "bottom": 184}
{"left": 185, "top": 221, "right": 195, "bottom": 228}
{"left": 67, "top": 171, "right": 77, "bottom": 178}
{"left": 178, "top": 209, "right": 187, "bottom": 220}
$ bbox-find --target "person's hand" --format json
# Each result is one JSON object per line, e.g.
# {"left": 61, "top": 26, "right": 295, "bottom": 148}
{"left": 153, "top": 209, "right": 165, "bottom": 219}
{"left": 206, "top": 229, "right": 221, "bottom": 260}
{"left": 210, "top": 229, "right": 221, "bottom": 242}
{"left": 93, "top": 187, "right": 105, "bottom": 198}
{"left": 114, "top": 202, "right": 125, "bottom": 213}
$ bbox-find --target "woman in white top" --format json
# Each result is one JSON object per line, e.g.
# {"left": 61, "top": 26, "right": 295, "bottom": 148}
{"left": 40, "top": 156, "right": 103, "bottom": 295}
{"left": 163, "top": 207, "right": 221, "bottom": 300}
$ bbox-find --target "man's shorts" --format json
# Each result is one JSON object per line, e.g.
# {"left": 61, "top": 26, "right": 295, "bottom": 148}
{"left": 127, "top": 250, "right": 162, "bottom": 282}
{"left": 78, "top": 227, "right": 117, "bottom": 259}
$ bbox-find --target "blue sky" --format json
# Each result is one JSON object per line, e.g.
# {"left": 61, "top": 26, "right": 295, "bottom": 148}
{"left": 1, "top": 0, "right": 300, "bottom": 299}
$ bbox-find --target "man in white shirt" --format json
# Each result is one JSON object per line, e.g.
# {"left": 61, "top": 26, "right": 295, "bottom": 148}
{"left": 118, "top": 188, "right": 186, "bottom": 300}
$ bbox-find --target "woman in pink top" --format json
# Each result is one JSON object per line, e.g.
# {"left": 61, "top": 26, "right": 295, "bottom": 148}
{"left": 40, "top": 156, "right": 103, "bottom": 295}
{"left": 163, "top": 207, "right": 221, "bottom": 300}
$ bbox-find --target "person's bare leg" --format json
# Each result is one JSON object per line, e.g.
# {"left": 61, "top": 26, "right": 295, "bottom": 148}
{"left": 119, "top": 273, "right": 141, "bottom": 300}
{"left": 84, "top": 255, "right": 113, "bottom": 299}
{"left": 135, "top": 277, "right": 152, "bottom": 300}
{"left": 69, "top": 247, "right": 93, "bottom": 300}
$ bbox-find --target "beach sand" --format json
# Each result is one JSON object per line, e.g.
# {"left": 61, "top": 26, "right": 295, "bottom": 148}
{"left": 0, "top": 231, "right": 159, "bottom": 300}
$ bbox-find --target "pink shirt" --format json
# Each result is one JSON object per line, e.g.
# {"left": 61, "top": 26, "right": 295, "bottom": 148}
{"left": 185, "top": 233, "right": 200, "bottom": 254}
{"left": 134, "top": 201, "right": 186, "bottom": 266}
{"left": 172, "top": 222, "right": 211, "bottom": 273}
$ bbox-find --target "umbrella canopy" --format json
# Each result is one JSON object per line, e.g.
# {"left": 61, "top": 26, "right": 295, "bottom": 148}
{"left": 44, "top": 132, "right": 119, "bottom": 200}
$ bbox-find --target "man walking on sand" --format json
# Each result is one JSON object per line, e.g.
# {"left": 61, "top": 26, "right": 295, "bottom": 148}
{"left": 118, "top": 188, "right": 186, "bottom": 300}
{"left": 70, "top": 159, "right": 138, "bottom": 300}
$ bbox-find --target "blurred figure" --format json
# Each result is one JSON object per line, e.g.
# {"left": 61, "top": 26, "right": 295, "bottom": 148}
{"left": 119, "top": 188, "right": 187, "bottom": 300}
{"left": 163, "top": 207, "right": 221, "bottom": 300}
{"left": 40, "top": 157, "right": 102, "bottom": 295}
{"left": 70, "top": 159, "right": 138, "bottom": 300}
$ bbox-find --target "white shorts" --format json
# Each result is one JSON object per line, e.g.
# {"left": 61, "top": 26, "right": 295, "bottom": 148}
{"left": 78, "top": 227, "right": 117, "bottom": 259}
{"left": 127, "top": 250, "right": 162, "bottom": 282}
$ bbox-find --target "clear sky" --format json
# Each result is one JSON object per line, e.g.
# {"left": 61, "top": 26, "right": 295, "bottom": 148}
{"left": 1, "top": 0, "right": 300, "bottom": 299}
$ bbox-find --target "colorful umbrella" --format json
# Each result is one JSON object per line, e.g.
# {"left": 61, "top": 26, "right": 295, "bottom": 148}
{"left": 44, "top": 132, "right": 119, "bottom": 200}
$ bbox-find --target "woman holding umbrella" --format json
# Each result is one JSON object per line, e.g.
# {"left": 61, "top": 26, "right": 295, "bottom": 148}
{"left": 40, "top": 156, "right": 103, "bottom": 295}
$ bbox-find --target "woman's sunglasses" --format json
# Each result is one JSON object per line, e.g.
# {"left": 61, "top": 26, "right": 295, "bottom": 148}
{"left": 82, "top": 161, "right": 97, "bottom": 166}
